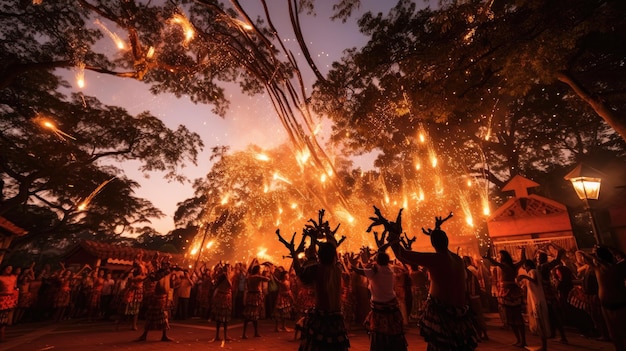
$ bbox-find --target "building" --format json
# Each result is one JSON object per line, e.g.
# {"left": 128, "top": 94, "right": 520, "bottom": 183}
{"left": 62, "top": 240, "right": 186, "bottom": 273}
{"left": 0, "top": 216, "right": 28, "bottom": 265}
{"left": 487, "top": 175, "right": 578, "bottom": 260}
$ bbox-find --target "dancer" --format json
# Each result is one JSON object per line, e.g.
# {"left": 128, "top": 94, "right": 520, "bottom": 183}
{"left": 350, "top": 250, "right": 407, "bottom": 351}
{"left": 369, "top": 207, "right": 478, "bottom": 351}
{"left": 464, "top": 256, "right": 488, "bottom": 341}
{"left": 135, "top": 254, "right": 175, "bottom": 342}
{"left": 485, "top": 247, "right": 527, "bottom": 347}
{"left": 117, "top": 255, "right": 146, "bottom": 331}
{"left": 272, "top": 266, "right": 294, "bottom": 333}
{"left": 517, "top": 259, "right": 550, "bottom": 351}
{"left": 242, "top": 258, "right": 269, "bottom": 339}
{"left": 578, "top": 247, "right": 626, "bottom": 351}
{"left": 537, "top": 247, "right": 568, "bottom": 343}
{"left": 277, "top": 209, "right": 350, "bottom": 351}
{"left": 210, "top": 263, "right": 233, "bottom": 342}
{"left": 0, "top": 266, "right": 18, "bottom": 342}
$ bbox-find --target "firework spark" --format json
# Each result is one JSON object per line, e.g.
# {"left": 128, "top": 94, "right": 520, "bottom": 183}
{"left": 36, "top": 115, "right": 76, "bottom": 141}
{"left": 169, "top": 13, "right": 195, "bottom": 45}
{"left": 94, "top": 19, "right": 126, "bottom": 50}
{"left": 75, "top": 62, "right": 86, "bottom": 89}
{"left": 77, "top": 177, "right": 116, "bottom": 211}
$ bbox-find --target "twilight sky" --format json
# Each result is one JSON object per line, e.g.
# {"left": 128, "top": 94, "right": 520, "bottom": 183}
{"left": 60, "top": 1, "right": 399, "bottom": 234}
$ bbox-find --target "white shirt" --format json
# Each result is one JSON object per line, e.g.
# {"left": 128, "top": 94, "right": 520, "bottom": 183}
{"left": 364, "top": 264, "right": 396, "bottom": 303}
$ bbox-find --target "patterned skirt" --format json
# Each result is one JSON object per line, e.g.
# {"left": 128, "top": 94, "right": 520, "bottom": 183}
{"left": 121, "top": 287, "right": 144, "bottom": 316}
{"left": 53, "top": 288, "right": 71, "bottom": 308}
{"left": 144, "top": 293, "right": 169, "bottom": 331}
{"left": 298, "top": 309, "right": 350, "bottom": 351}
{"left": 419, "top": 296, "right": 478, "bottom": 351}
{"left": 273, "top": 292, "right": 293, "bottom": 320}
{"left": 243, "top": 291, "right": 263, "bottom": 321}
{"left": 364, "top": 299, "right": 407, "bottom": 351}
{"left": 211, "top": 289, "right": 232, "bottom": 323}
{"left": 17, "top": 291, "right": 33, "bottom": 308}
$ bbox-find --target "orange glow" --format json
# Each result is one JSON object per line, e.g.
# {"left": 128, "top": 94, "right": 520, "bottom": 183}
{"left": 169, "top": 14, "right": 195, "bottom": 45}
{"left": 94, "top": 19, "right": 126, "bottom": 50}
{"left": 146, "top": 46, "right": 155, "bottom": 59}
{"left": 75, "top": 62, "right": 85, "bottom": 89}
{"left": 255, "top": 153, "right": 270, "bottom": 161}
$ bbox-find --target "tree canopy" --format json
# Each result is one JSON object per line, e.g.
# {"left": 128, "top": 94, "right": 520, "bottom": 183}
{"left": 1, "top": 0, "right": 624, "bottom": 261}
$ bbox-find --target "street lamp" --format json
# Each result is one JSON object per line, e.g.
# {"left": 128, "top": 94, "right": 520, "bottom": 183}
{"left": 564, "top": 163, "right": 604, "bottom": 245}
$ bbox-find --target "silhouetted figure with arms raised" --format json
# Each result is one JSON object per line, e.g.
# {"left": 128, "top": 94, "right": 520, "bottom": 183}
{"left": 277, "top": 209, "right": 350, "bottom": 351}
{"left": 369, "top": 207, "right": 477, "bottom": 351}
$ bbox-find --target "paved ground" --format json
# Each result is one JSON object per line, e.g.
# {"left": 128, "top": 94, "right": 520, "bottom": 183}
{"left": 2, "top": 313, "right": 615, "bottom": 351}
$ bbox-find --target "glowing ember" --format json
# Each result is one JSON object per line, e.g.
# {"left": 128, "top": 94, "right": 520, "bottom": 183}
{"left": 77, "top": 177, "right": 116, "bottom": 211}
{"left": 75, "top": 62, "right": 85, "bottom": 89}
{"left": 94, "top": 19, "right": 126, "bottom": 50}
{"left": 36, "top": 115, "right": 76, "bottom": 141}
{"left": 169, "top": 13, "right": 195, "bottom": 45}
{"left": 146, "top": 46, "right": 155, "bottom": 59}
{"left": 255, "top": 153, "right": 270, "bottom": 161}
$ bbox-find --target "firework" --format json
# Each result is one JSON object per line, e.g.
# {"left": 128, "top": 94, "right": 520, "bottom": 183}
{"left": 169, "top": 13, "right": 195, "bottom": 45}
{"left": 75, "top": 62, "right": 86, "bottom": 89}
{"left": 36, "top": 115, "right": 76, "bottom": 141}
{"left": 94, "top": 19, "right": 126, "bottom": 50}
{"left": 77, "top": 177, "right": 116, "bottom": 211}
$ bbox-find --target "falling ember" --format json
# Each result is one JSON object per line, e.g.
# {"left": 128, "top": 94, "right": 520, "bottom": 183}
{"left": 37, "top": 116, "right": 76, "bottom": 141}
{"left": 76, "top": 177, "right": 116, "bottom": 211}
{"left": 296, "top": 149, "right": 310, "bottom": 166}
{"left": 190, "top": 247, "right": 199, "bottom": 255}
{"left": 146, "top": 46, "right": 155, "bottom": 59}
{"left": 231, "top": 18, "right": 254, "bottom": 31}
{"left": 255, "top": 153, "right": 270, "bottom": 161}
{"left": 273, "top": 172, "right": 292, "bottom": 185}
{"left": 415, "top": 161, "right": 421, "bottom": 171}
{"left": 206, "top": 240, "right": 215, "bottom": 249}
{"left": 290, "top": 203, "right": 297, "bottom": 209}
{"left": 94, "top": 19, "right": 126, "bottom": 50}
{"left": 458, "top": 192, "right": 475, "bottom": 228}
{"left": 263, "top": 184, "right": 269, "bottom": 193}
{"left": 482, "top": 198, "right": 491, "bottom": 216}
{"left": 169, "top": 13, "right": 195, "bottom": 45}
{"left": 75, "top": 62, "right": 85, "bottom": 89}
{"left": 220, "top": 194, "right": 229, "bottom": 205}
{"left": 418, "top": 133, "right": 426, "bottom": 143}
{"left": 320, "top": 174, "right": 327, "bottom": 183}
{"left": 430, "top": 156, "right": 438, "bottom": 168}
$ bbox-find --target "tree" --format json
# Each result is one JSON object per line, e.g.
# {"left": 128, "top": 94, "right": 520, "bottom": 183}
{"left": 311, "top": 0, "right": 625, "bottom": 184}
{"left": 1, "top": 90, "right": 203, "bottom": 247}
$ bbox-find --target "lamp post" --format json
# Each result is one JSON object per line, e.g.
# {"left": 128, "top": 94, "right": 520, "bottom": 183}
{"left": 564, "top": 163, "right": 603, "bottom": 245}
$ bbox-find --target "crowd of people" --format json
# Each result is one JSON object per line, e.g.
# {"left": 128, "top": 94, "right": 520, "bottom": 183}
{"left": 0, "top": 208, "right": 624, "bottom": 351}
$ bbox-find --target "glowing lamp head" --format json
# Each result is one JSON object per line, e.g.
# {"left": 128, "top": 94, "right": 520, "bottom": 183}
{"left": 568, "top": 177, "right": 601, "bottom": 200}
{"left": 564, "top": 163, "right": 603, "bottom": 201}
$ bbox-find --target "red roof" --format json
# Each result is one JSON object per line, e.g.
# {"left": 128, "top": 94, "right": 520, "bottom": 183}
{"left": 67, "top": 240, "right": 183, "bottom": 263}
{"left": 0, "top": 216, "right": 28, "bottom": 236}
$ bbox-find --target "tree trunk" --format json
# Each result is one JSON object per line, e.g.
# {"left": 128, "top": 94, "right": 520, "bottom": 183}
{"left": 556, "top": 71, "right": 626, "bottom": 142}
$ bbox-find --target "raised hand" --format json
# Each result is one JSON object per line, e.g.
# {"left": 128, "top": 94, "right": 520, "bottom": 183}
{"left": 276, "top": 229, "right": 305, "bottom": 259}
{"left": 367, "top": 206, "right": 403, "bottom": 244}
